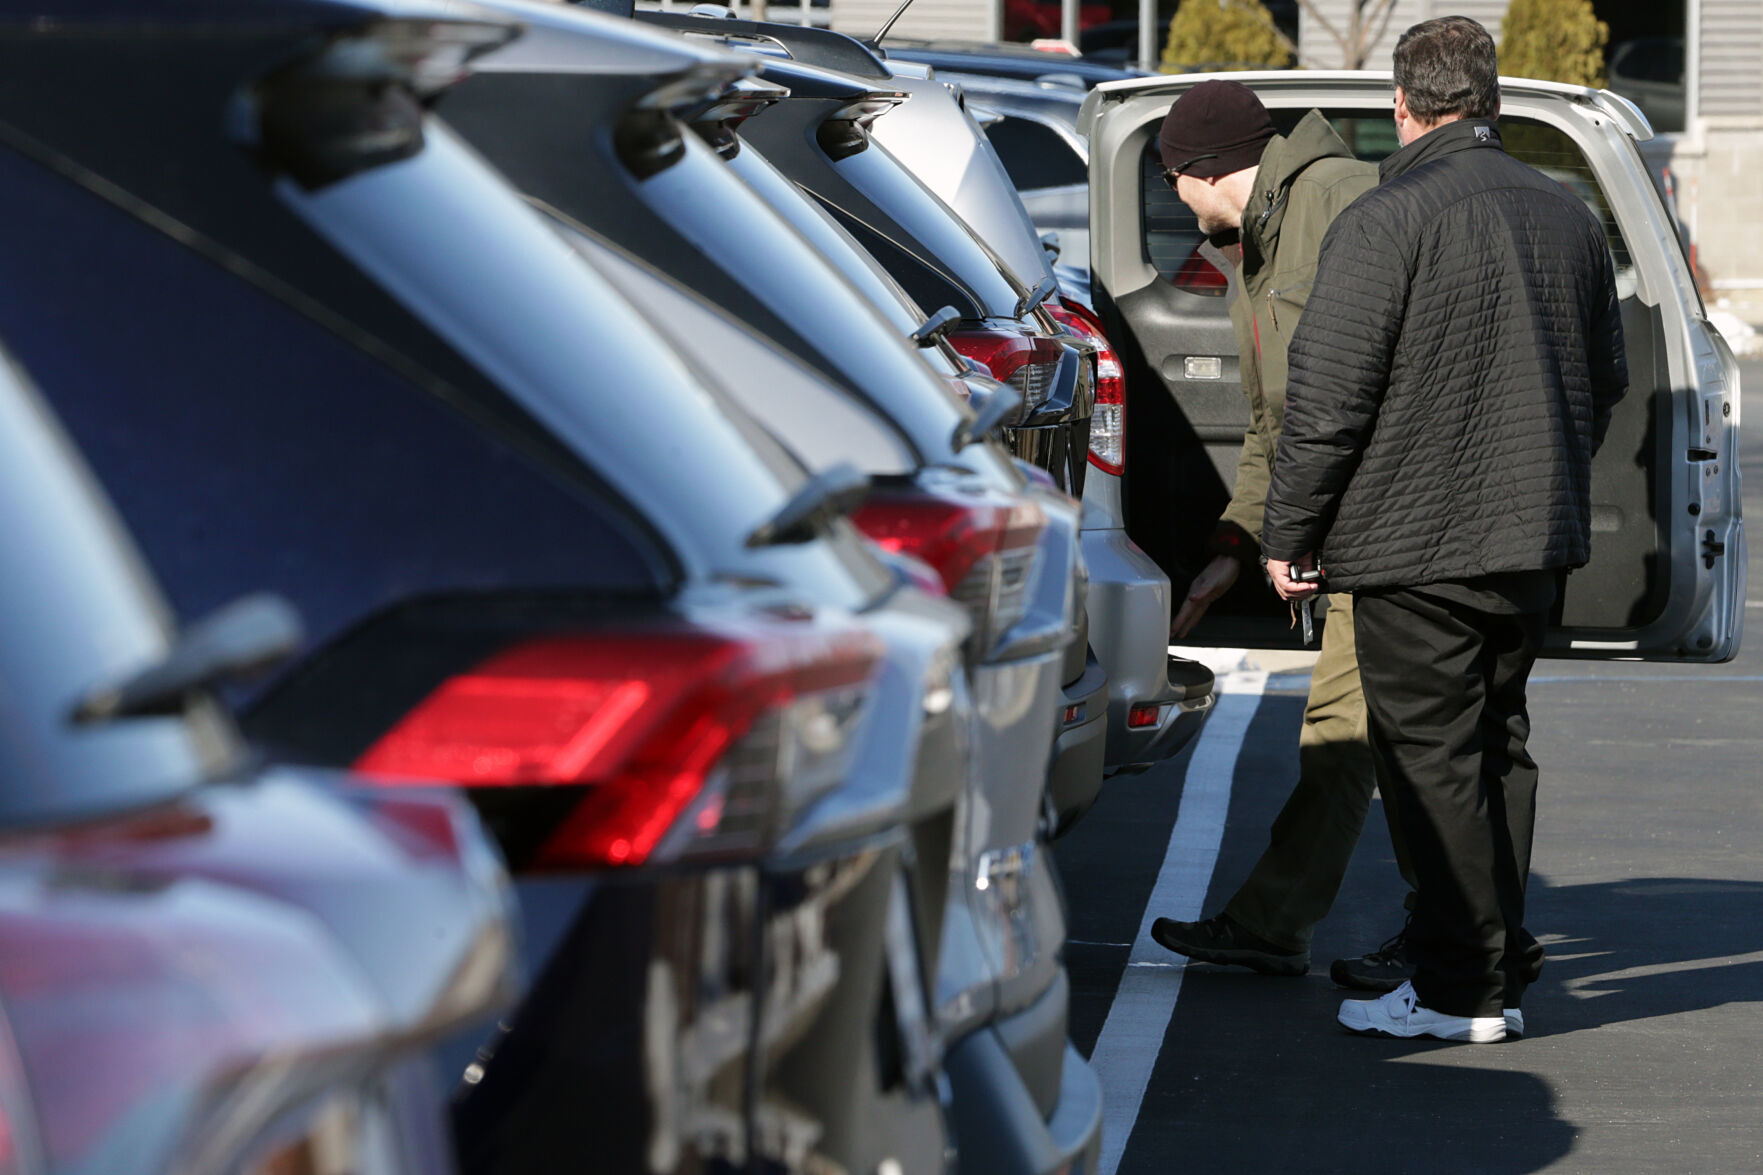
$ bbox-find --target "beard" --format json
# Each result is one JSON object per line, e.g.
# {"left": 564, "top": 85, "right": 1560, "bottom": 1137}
{"left": 1194, "top": 208, "right": 1232, "bottom": 235}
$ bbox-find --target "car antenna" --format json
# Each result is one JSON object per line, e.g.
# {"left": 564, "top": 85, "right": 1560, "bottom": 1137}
{"left": 871, "top": 0, "right": 918, "bottom": 45}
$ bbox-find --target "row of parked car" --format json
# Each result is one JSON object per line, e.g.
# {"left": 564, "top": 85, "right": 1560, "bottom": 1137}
{"left": 0, "top": 1, "right": 1742, "bottom": 1173}
{"left": 0, "top": 2, "right": 1215, "bottom": 1173}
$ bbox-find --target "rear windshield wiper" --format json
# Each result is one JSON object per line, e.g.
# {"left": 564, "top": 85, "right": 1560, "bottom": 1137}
{"left": 911, "top": 305, "right": 961, "bottom": 347}
{"left": 72, "top": 594, "right": 303, "bottom": 724}
{"left": 953, "top": 383, "right": 1023, "bottom": 451}
{"left": 1015, "top": 274, "right": 1057, "bottom": 320}
{"left": 746, "top": 463, "right": 872, "bottom": 548}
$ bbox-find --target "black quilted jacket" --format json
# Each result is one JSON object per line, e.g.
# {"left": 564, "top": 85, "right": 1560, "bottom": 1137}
{"left": 1260, "top": 119, "right": 1628, "bottom": 591}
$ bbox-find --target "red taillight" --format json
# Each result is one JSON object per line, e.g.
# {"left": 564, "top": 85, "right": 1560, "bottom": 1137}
{"left": 853, "top": 492, "right": 1042, "bottom": 592}
{"left": 1172, "top": 247, "right": 1228, "bottom": 296}
{"left": 354, "top": 621, "right": 882, "bottom": 868}
{"left": 946, "top": 328, "right": 1065, "bottom": 419}
{"left": 1048, "top": 297, "right": 1126, "bottom": 477}
{"left": 1128, "top": 702, "right": 1165, "bottom": 729}
{"left": 852, "top": 488, "right": 1046, "bottom": 652}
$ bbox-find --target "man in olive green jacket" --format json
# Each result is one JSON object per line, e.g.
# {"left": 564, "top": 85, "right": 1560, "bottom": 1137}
{"left": 1151, "top": 80, "right": 1415, "bottom": 988}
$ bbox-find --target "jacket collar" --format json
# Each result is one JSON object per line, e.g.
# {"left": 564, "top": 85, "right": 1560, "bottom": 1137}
{"left": 1379, "top": 118, "right": 1502, "bottom": 183}
{"left": 1241, "top": 109, "right": 1358, "bottom": 270}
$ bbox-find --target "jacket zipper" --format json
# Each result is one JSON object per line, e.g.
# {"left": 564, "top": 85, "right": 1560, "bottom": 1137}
{"left": 1257, "top": 188, "right": 1286, "bottom": 228}
{"left": 1253, "top": 189, "right": 1290, "bottom": 329}
{"left": 1265, "top": 279, "right": 1314, "bottom": 334}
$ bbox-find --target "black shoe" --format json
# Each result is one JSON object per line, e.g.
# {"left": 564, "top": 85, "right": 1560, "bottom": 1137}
{"left": 1330, "top": 918, "right": 1416, "bottom": 992}
{"left": 1150, "top": 913, "right": 1309, "bottom": 976}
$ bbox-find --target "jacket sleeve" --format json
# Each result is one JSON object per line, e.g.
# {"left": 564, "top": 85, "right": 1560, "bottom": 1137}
{"left": 1218, "top": 396, "right": 1273, "bottom": 542}
{"left": 1218, "top": 169, "right": 1372, "bottom": 549}
{"left": 1261, "top": 212, "right": 1407, "bottom": 560}
{"left": 1586, "top": 249, "right": 1628, "bottom": 455}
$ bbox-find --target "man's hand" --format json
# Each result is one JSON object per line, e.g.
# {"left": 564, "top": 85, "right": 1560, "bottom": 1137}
{"left": 1266, "top": 553, "right": 1323, "bottom": 601}
{"left": 1171, "top": 554, "right": 1241, "bottom": 639}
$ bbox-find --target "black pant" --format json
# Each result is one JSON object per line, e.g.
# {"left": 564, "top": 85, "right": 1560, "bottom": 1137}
{"left": 1353, "top": 587, "right": 1549, "bottom": 1018}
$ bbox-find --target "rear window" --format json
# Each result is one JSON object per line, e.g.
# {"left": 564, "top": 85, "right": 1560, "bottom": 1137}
{"left": 1497, "top": 117, "right": 1637, "bottom": 292}
{"left": 1141, "top": 146, "right": 1205, "bottom": 283}
{"left": 985, "top": 115, "right": 1087, "bottom": 191}
{"left": 561, "top": 225, "right": 921, "bottom": 477}
{"left": 1141, "top": 108, "right": 1632, "bottom": 290}
{"left": 0, "top": 144, "right": 672, "bottom": 673}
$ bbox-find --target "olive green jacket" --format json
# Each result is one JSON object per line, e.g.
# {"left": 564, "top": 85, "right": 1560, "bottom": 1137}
{"left": 1218, "top": 110, "right": 1377, "bottom": 547}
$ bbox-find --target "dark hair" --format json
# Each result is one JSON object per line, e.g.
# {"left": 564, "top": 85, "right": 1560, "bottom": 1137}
{"left": 1393, "top": 16, "right": 1500, "bottom": 122}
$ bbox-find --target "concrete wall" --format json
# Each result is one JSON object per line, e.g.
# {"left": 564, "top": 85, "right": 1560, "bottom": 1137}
{"left": 1664, "top": 0, "right": 1763, "bottom": 296}
{"left": 1671, "top": 123, "right": 1763, "bottom": 296}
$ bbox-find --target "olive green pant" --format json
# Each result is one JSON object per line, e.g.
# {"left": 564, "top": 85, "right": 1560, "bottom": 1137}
{"left": 1222, "top": 592, "right": 1416, "bottom": 954}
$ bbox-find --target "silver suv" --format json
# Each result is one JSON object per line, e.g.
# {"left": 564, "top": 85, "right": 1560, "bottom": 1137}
{"left": 1080, "top": 71, "right": 1743, "bottom": 662}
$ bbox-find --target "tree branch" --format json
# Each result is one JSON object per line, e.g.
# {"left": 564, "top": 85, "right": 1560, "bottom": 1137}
{"left": 1291, "top": 0, "right": 1351, "bottom": 64}
{"left": 1365, "top": 0, "right": 1402, "bottom": 66}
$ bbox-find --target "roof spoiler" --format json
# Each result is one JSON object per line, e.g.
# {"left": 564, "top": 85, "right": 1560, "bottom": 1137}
{"left": 633, "top": 7, "right": 892, "bottom": 80}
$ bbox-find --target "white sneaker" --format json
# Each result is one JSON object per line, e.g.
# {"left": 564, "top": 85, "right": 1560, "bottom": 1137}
{"left": 1337, "top": 981, "right": 1507, "bottom": 1043}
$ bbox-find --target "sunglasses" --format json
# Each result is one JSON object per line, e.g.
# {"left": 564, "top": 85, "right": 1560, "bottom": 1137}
{"left": 1162, "top": 152, "right": 1220, "bottom": 185}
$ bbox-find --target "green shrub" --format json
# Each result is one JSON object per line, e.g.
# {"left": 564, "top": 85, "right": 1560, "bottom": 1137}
{"left": 1500, "top": 0, "right": 1608, "bottom": 88}
{"left": 1162, "top": 0, "right": 1292, "bottom": 73}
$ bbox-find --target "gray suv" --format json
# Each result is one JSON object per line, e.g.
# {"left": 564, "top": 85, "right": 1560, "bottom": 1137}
{"left": 1080, "top": 71, "right": 1744, "bottom": 661}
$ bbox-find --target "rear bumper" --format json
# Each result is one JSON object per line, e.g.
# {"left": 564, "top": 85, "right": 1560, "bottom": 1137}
{"left": 447, "top": 832, "right": 948, "bottom": 1175}
{"left": 945, "top": 973, "right": 1102, "bottom": 1175}
{"left": 1046, "top": 648, "right": 1108, "bottom": 835}
{"left": 1080, "top": 526, "right": 1215, "bottom": 769}
{"left": 1122, "top": 654, "right": 1216, "bottom": 771}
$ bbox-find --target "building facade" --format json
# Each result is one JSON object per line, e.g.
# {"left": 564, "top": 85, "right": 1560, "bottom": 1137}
{"left": 832, "top": 0, "right": 1000, "bottom": 43}
{"left": 1303, "top": 0, "right": 1762, "bottom": 298}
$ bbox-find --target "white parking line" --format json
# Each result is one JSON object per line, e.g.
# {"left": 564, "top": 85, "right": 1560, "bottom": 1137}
{"left": 1087, "top": 666, "right": 1268, "bottom": 1175}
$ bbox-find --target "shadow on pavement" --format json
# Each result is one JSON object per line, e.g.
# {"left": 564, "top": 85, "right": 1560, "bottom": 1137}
{"left": 1119, "top": 972, "right": 1578, "bottom": 1173}
{"left": 1104, "top": 873, "right": 1763, "bottom": 1173}
{"left": 1524, "top": 874, "right": 1763, "bottom": 1036}
{"left": 1058, "top": 679, "right": 1763, "bottom": 1174}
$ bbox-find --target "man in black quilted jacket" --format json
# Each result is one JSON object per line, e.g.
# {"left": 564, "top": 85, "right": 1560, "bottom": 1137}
{"left": 1259, "top": 16, "right": 1627, "bottom": 1044}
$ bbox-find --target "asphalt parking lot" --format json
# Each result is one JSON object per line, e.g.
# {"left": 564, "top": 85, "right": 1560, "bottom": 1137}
{"left": 1056, "top": 357, "right": 1763, "bottom": 1174}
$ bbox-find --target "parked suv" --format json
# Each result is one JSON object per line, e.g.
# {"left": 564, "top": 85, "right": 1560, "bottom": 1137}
{"left": 921, "top": 66, "right": 1101, "bottom": 267}
{"left": 0, "top": 336, "right": 516, "bottom": 1175}
{"left": 1081, "top": 71, "right": 1744, "bottom": 660}
{"left": 897, "top": 61, "right": 1223, "bottom": 769}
